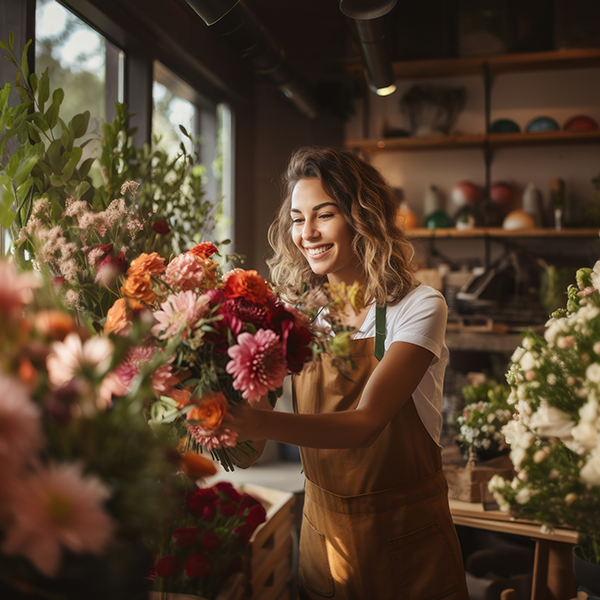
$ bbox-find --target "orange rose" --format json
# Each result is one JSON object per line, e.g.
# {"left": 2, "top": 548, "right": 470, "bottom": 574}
{"left": 121, "top": 272, "right": 156, "bottom": 304}
{"left": 169, "top": 387, "right": 193, "bottom": 408}
{"left": 188, "top": 242, "right": 218, "bottom": 258}
{"left": 34, "top": 310, "right": 76, "bottom": 341}
{"left": 104, "top": 298, "right": 130, "bottom": 335}
{"left": 186, "top": 391, "right": 228, "bottom": 430}
{"left": 224, "top": 269, "right": 272, "bottom": 306}
{"left": 18, "top": 357, "right": 37, "bottom": 387}
{"left": 128, "top": 252, "right": 166, "bottom": 277}
{"left": 179, "top": 451, "right": 217, "bottom": 479}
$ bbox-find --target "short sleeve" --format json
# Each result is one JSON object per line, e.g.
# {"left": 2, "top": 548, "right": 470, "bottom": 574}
{"left": 387, "top": 287, "right": 448, "bottom": 359}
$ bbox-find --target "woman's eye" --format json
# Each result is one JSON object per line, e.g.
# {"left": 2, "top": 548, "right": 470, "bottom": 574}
{"left": 292, "top": 218, "right": 304, "bottom": 224}
{"left": 318, "top": 213, "right": 333, "bottom": 219}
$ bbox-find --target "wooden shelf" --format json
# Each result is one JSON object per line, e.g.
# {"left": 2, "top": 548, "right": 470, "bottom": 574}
{"left": 345, "top": 129, "right": 600, "bottom": 153}
{"left": 407, "top": 227, "right": 600, "bottom": 239}
{"left": 346, "top": 47, "right": 600, "bottom": 80}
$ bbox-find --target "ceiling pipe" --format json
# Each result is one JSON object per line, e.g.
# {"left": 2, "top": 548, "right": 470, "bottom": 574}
{"left": 340, "top": 0, "right": 398, "bottom": 96}
{"left": 182, "top": 0, "right": 318, "bottom": 118}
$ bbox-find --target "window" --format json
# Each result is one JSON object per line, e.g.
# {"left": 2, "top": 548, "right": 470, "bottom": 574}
{"left": 35, "top": 0, "right": 124, "bottom": 129}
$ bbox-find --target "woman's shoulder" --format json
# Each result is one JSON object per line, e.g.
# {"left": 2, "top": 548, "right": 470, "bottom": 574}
{"left": 389, "top": 284, "right": 447, "bottom": 314}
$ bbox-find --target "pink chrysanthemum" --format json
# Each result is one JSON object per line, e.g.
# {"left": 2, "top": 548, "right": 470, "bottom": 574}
{"left": 151, "top": 291, "right": 210, "bottom": 340}
{"left": 165, "top": 253, "right": 206, "bottom": 292}
{"left": 46, "top": 333, "right": 114, "bottom": 388}
{"left": 2, "top": 462, "right": 115, "bottom": 577}
{"left": 226, "top": 329, "right": 287, "bottom": 401}
{"left": 0, "top": 374, "right": 43, "bottom": 470}
{"left": 187, "top": 424, "right": 239, "bottom": 452}
{"left": 112, "top": 345, "right": 155, "bottom": 392}
{"left": 0, "top": 261, "right": 41, "bottom": 318}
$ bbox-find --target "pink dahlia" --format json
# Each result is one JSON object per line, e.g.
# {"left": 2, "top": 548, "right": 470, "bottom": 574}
{"left": 226, "top": 329, "right": 287, "bottom": 401}
{"left": 2, "top": 462, "right": 115, "bottom": 577}
{"left": 151, "top": 290, "right": 210, "bottom": 340}
{"left": 111, "top": 345, "right": 155, "bottom": 393}
{"left": 0, "top": 374, "right": 43, "bottom": 469}
{"left": 165, "top": 253, "right": 206, "bottom": 292}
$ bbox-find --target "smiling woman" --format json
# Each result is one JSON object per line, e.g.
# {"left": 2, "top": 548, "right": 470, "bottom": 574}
{"left": 221, "top": 146, "right": 470, "bottom": 600}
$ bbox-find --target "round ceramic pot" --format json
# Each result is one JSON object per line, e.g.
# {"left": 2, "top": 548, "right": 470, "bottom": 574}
{"left": 573, "top": 548, "right": 600, "bottom": 599}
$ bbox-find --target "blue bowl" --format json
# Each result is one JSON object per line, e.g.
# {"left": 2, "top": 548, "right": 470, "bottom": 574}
{"left": 525, "top": 116, "right": 560, "bottom": 133}
{"left": 490, "top": 118, "right": 520, "bottom": 133}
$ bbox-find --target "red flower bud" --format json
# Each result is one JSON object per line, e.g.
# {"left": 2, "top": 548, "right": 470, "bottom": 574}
{"left": 220, "top": 501, "right": 237, "bottom": 518}
{"left": 215, "top": 481, "right": 243, "bottom": 503}
{"left": 232, "top": 523, "right": 254, "bottom": 545}
{"left": 173, "top": 526, "right": 200, "bottom": 547}
{"left": 185, "top": 552, "right": 211, "bottom": 577}
{"left": 152, "top": 221, "right": 170, "bottom": 235}
{"left": 237, "top": 493, "right": 259, "bottom": 515}
{"left": 246, "top": 503, "right": 267, "bottom": 529}
{"left": 155, "top": 555, "right": 181, "bottom": 577}
{"left": 200, "top": 531, "right": 222, "bottom": 553}
{"left": 185, "top": 488, "right": 218, "bottom": 518}
{"left": 202, "top": 503, "right": 217, "bottom": 522}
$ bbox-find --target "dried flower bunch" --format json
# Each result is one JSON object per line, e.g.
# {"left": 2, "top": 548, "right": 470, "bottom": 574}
{"left": 152, "top": 481, "right": 266, "bottom": 600}
{"left": 456, "top": 374, "right": 512, "bottom": 457}
{"left": 489, "top": 261, "right": 600, "bottom": 564}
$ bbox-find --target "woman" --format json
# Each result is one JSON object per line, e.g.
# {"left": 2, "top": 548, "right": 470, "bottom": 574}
{"left": 223, "top": 147, "right": 469, "bottom": 600}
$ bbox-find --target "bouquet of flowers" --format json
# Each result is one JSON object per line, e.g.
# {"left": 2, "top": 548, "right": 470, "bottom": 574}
{"left": 103, "top": 243, "right": 359, "bottom": 471}
{"left": 488, "top": 261, "right": 600, "bottom": 565}
{"left": 0, "top": 257, "right": 214, "bottom": 598}
{"left": 151, "top": 481, "right": 267, "bottom": 600}
{"left": 456, "top": 373, "right": 512, "bottom": 460}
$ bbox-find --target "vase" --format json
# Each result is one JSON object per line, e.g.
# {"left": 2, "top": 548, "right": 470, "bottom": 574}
{"left": 573, "top": 548, "right": 600, "bottom": 599}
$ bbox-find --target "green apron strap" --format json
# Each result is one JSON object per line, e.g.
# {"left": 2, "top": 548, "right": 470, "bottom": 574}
{"left": 374, "top": 305, "right": 386, "bottom": 361}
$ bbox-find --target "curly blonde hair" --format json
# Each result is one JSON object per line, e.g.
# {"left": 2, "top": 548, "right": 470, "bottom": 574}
{"left": 267, "top": 146, "right": 415, "bottom": 306}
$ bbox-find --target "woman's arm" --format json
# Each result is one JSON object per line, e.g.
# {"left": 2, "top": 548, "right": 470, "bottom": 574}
{"left": 223, "top": 341, "right": 434, "bottom": 449}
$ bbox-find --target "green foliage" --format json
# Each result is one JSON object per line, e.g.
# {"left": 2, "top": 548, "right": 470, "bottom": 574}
{"left": 0, "top": 35, "right": 217, "bottom": 258}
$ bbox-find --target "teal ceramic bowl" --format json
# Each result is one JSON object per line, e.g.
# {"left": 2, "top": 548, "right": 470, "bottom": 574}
{"left": 424, "top": 210, "right": 453, "bottom": 229}
{"left": 525, "top": 116, "right": 560, "bottom": 132}
{"left": 490, "top": 118, "right": 520, "bottom": 133}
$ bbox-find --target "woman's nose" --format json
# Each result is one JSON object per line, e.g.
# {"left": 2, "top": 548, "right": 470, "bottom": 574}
{"left": 302, "top": 220, "right": 319, "bottom": 240}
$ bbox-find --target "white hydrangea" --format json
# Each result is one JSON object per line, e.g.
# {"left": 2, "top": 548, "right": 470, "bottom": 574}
{"left": 528, "top": 400, "right": 575, "bottom": 440}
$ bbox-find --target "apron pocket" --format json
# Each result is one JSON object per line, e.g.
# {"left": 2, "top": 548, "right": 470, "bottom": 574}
{"left": 388, "top": 520, "right": 462, "bottom": 600}
{"left": 299, "top": 513, "right": 334, "bottom": 597}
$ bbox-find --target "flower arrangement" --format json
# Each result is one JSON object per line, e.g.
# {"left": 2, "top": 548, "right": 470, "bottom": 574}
{"left": 488, "top": 262, "right": 600, "bottom": 565}
{"left": 0, "top": 257, "right": 208, "bottom": 597}
{"left": 104, "top": 243, "right": 359, "bottom": 471}
{"left": 456, "top": 373, "right": 512, "bottom": 460}
{"left": 152, "top": 481, "right": 267, "bottom": 600}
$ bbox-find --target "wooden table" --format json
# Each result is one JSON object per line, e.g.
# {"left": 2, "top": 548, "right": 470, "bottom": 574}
{"left": 450, "top": 499, "right": 578, "bottom": 600}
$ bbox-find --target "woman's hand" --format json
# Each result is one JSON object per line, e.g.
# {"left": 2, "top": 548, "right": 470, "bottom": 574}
{"left": 222, "top": 400, "right": 262, "bottom": 442}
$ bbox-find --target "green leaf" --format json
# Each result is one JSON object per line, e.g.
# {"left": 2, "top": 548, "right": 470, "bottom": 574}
{"left": 45, "top": 88, "right": 65, "bottom": 129}
{"left": 37, "top": 69, "right": 50, "bottom": 111}
{"left": 78, "top": 157, "right": 95, "bottom": 179}
{"left": 21, "top": 39, "right": 32, "bottom": 83}
{"left": 70, "top": 111, "right": 90, "bottom": 139}
{"left": 13, "top": 157, "right": 38, "bottom": 188}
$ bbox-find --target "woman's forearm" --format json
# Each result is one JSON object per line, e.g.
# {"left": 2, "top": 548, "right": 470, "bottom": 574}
{"left": 249, "top": 407, "right": 382, "bottom": 449}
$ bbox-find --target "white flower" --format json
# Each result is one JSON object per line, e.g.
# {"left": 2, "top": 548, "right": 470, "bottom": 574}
{"left": 586, "top": 363, "right": 600, "bottom": 384}
{"left": 593, "top": 342, "right": 600, "bottom": 356}
{"left": 515, "top": 486, "right": 533, "bottom": 504}
{"left": 547, "top": 373, "right": 557, "bottom": 385}
{"left": 590, "top": 259, "right": 600, "bottom": 290}
{"left": 511, "top": 346, "right": 525, "bottom": 363}
{"left": 510, "top": 446, "right": 527, "bottom": 470}
{"left": 581, "top": 446, "right": 600, "bottom": 485}
{"left": 520, "top": 351, "right": 536, "bottom": 371}
{"left": 528, "top": 401, "right": 575, "bottom": 440}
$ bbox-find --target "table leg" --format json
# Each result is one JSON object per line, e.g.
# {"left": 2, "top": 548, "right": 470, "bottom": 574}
{"left": 532, "top": 539, "right": 577, "bottom": 600}
{"left": 532, "top": 540, "right": 550, "bottom": 600}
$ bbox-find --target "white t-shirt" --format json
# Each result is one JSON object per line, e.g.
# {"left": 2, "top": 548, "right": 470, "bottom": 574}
{"left": 317, "top": 284, "right": 449, "bottom": 446}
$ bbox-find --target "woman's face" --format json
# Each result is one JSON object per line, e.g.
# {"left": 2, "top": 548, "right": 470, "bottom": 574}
{"left": 290, "top": 178, "right": 362, "bottom": 284}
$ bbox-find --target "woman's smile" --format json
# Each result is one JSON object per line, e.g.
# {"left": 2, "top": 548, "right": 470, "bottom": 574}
{"left": 290, "top": 178, "right": 362, "bottom": 284}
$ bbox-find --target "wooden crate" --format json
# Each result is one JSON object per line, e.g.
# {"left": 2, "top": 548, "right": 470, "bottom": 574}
{"left": 149, "top": 572, "right": 245, "bottom": 600}
{"left": 238, "top": 484, "right": 296, "bottom": 600}
{"left": 444, "top": 455, "right": 514, "bottom": 503}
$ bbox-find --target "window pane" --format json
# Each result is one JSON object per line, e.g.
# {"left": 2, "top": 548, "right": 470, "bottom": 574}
{"left": 35, "top": 0, "right": 123, "bottom": 128}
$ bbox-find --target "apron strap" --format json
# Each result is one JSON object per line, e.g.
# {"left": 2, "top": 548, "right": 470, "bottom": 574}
{"left": 374, "top": 305, "right": 386, "bottom": 361}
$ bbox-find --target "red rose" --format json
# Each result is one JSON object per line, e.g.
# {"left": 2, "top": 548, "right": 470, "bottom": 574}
{"left": 200, "top": 531, "right": 222, "bottom": 553}
{"left": 152, "top": 221, "right": 170, "bottom": 235}
{"left": 246, "top": 503, "right": 267, "bottom": 529}
{"left": 220, "top": 501, "right": 237, "bottom": 518}
{"left": 185, "top": 552, "right": 211, "bottom": 577}
{"left": 202, "top": 503, "right": 217, "bottom": 522}
{"left": 203, "top": 310, "right": 243, "bottom": 354}
{"left": 173, "top": 526, "right": 200, "bottom": 547}
{"left": 237, "top": 493, "right": 259, "bottom": 515}
{"left": 155, "top": 555, "right": 181, "bottom": 577}
{"left": 214, "top": 481, "right": 242, "bottom": 503}
{"left": 185, "top": 488, "right": 218, "bottom": 518}
{"left": 232, "top": 523, "right": 254, "bottom": 545}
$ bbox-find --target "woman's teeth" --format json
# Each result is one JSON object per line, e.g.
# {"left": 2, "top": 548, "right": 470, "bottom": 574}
{"left": 307, "top": 245, "right": 332, "bottom": 256}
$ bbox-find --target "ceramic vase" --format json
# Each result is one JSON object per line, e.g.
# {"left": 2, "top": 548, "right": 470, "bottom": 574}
{"left": 573, "top": 548, "right": 600, "bottom": 600}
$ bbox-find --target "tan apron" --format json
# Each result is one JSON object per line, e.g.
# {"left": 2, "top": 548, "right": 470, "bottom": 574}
{"left": 292, "top": 335, "right": 469, "bottom": 600}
